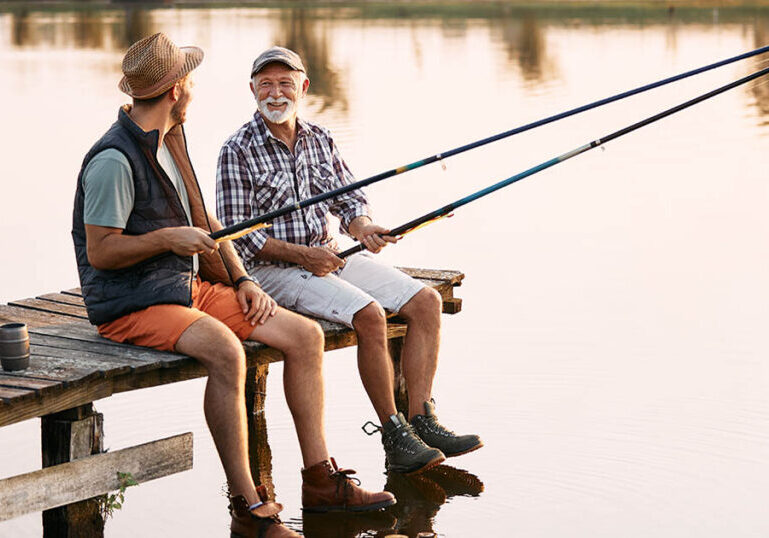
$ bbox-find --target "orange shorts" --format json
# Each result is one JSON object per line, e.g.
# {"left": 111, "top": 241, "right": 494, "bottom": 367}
{"left": 98, "top": 278, "right": 254, "bottom": 352}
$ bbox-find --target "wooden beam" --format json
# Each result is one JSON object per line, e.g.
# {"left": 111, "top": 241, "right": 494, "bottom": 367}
{"left": 42, "top": 404, "right": 104, "bottom": 536}
{"left": 0, "top": 433, "right": 193, "bottom": 521}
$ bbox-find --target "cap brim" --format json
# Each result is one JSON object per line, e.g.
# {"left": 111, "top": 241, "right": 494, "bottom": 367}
{"left": 119, "top": 46, "right": 204, "bottom": 99}
{"left": 250, "top": 58, "right": 304, "bottom": 78}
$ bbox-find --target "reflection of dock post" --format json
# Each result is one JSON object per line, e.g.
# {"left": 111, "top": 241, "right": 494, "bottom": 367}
{"left": 245, "top": 363, "right": 275, "bottom": 500}
{"left": 41, "top": 404, "right": 105, "bottom": 538}
{"left": 388, "top": 334, "right": 409, "bottom": 415}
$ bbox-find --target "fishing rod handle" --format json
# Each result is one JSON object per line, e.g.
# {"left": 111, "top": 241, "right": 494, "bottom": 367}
{"left": 339, "top": 243, "right": 365, "bottom": 259}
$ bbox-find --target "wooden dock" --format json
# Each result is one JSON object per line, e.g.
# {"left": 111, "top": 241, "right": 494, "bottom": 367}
{"left": 0, "top": 267, "right": 463, "bottom": 536}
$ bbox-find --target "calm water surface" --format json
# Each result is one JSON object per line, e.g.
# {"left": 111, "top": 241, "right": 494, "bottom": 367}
{"left": 1, "top": 3, "right": 769, "bottom": 537}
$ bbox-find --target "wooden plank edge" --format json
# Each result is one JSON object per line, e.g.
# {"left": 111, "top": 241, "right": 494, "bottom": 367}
{"left": 6, "top": 302, "right": 88, "bottom": 321}
{"left": 0, "top": 432, "right": 193, "bottom": 521}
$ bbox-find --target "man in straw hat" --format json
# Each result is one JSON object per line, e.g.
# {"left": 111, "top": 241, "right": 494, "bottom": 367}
{"left": 71, "top": 33, "right": 394, "bottom": 538}
{"left": 216, "top": 47, "right": 483, "bottom": 479}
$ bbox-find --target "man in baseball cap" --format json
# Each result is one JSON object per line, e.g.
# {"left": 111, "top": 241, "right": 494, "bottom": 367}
{"left": 73, "top": 34, "right": 391, "bottom": 538}
{"left": 217, "top": 45, "right": 482, "bottom": 485}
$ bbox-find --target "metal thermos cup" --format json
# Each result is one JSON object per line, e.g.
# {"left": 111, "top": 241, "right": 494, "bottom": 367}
{"left": 0, "top": 322, "right": 30, "bottom": 371}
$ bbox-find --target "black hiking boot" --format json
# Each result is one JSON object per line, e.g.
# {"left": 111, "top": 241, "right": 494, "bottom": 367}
{"left": 410, "top": 401, "right": 483, "bottom": 457}
{"left": 363, "top": 413, "right": 445, "bottom": 474}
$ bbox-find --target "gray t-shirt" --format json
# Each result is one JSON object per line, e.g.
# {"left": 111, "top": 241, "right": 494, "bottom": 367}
{"left": 82, "top": 145, "right": 199, "bottom": 274}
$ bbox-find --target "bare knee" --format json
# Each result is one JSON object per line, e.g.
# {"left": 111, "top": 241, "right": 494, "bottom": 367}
{"left": 284, "top": 318, "right": 324, "bottom": 363}
{"left": 210, "top": 336, "right": 247, "bottom": 386}
{"left": 352, "top": 302, "right": 387, "bottom": 337}
{"left": 401, "top": 288, "right": 442, "bottom": 325}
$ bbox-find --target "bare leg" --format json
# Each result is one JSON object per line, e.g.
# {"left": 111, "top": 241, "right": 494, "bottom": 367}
{"left": 353, "top": 302, "right": 398, "bottom": 424}
{"left": 397, "top": 288, "right": 443, "bottom": 419}
{"left": 174, "top": 316, "right": 257, "bottom": 502}
{"left": 249, "top": 308, "right": 328, "bottom": 467}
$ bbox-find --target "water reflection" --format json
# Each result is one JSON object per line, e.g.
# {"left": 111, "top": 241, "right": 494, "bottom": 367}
{"left": 7, "top": 6, "right": 153, "bottom": 50}
{"left": 379, "top": 466, "right": 484, "bottom": 538}
{"left": 275, "top": 9, "right": 349, "bottom": 113}
{"left": 287, "top": 465, "right": 483, "bottom": 537}
{"left": 492, "top": 13, "right": 555, "bottom": 82}
{"left": 749, "top": 19, "right": 769, "bottom": 123}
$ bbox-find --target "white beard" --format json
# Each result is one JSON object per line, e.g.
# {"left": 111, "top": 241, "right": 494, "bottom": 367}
{"left": 258, "top": 96, "right": 296, "bottom": 124}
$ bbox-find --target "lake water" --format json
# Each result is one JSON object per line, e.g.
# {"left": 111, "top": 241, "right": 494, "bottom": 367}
{"left": 1, "top": 2, "right": 769, "bottom": 537}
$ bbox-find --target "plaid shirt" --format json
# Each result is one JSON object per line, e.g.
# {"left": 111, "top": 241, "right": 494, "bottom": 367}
{"left": 216, "top": 112, "right": 369, "bottom": 270}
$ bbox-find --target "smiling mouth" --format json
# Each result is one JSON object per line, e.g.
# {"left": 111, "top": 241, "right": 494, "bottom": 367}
{"left": 268, "top": 102, "right": 288, "bottom": 108}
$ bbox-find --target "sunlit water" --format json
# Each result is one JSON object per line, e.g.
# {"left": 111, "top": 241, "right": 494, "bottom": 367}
{"left": 1, "top": 3, "right": 769, "bottom": 537}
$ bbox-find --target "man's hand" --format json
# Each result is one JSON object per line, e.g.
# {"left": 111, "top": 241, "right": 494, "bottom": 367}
{"left": 236, "top": 280, "right": 278, "bottom": 326}
{"left": 352, "top": 221, "right": 397, "bottom": 254}
{"left": 164, "top": 227, "right": 218, "bottom": 256}
{"left": 300, "top": 246, "right": 345, "bottom": 277}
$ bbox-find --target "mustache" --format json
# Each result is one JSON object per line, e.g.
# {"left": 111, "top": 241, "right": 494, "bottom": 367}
{"left": 259, "top": 96, "right": 292, "bottom": 106}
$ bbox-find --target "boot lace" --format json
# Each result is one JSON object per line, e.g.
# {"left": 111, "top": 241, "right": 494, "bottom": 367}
{"left": 413, "top": 414, "right": 457, "bottom": 438}
{"left": 329, "top": 464, "right": 361, "bottom": 508}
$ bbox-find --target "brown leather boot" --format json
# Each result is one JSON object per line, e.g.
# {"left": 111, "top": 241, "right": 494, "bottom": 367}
{"left": 230, "top": 485, "right": 299, "bottom": 538}
{"left": 301, "top": 457, "right": 397, "bottom": 513}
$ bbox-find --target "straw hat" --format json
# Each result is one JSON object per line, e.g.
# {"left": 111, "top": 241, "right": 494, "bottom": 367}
{"left": 118, "top": 33, "right": 204, "bottom": 99}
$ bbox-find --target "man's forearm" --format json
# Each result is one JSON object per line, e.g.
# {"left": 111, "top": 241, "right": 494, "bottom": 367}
{"left": 257, "top": 237, "right": 310, "bottom": 265}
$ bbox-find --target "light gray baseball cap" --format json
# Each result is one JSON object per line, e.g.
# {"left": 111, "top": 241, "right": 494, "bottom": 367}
{"left": 250, "top": 46, "right": 306, "bottom": 78}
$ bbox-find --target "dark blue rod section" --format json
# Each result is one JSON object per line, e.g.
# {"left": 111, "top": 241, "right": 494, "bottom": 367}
{"left": 211, "top": 44, "right": 769, "bottom": 241}
{"left": 339, "top": 64, "right": 769, "bottom": 258}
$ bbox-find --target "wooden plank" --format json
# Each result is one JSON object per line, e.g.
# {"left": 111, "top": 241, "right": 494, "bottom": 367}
{"left": 0, "top": 385, "right": 36, "bottom": 403}
{"left": 0, "top": 356, "right": 105, "bottom": 386}
{"left": 0, "top": 375, "right": 60, "bottom": 393}
{"left": 30, "top": 345, "right": 154, "bottom": 376}
{"left": 31, "top": 334, "right": 170, "bottom": 372}
{"left": 0, "top": 433, "right": 193, "bottom": 521}
{"left": 397, "top": 267, "right": 464, "bottom": 286}
{"left": 8, "top": 298, "right": 88, "bottom": 319}
{"left": 61, "top": 288, "right": 83, "bottom": 297}
{"left": 29, "top": 325, "right": 188, "bottom": 369}
{"left": 0, "top": 305, "right": 79, "bottom": 328}
{"left": 37, "top": 293, "right": 86, "bottom": 307}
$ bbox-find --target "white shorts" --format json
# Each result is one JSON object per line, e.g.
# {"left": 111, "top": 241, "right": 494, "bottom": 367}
{"left": 249, "top": 253, "right": 425, "bottom": 327}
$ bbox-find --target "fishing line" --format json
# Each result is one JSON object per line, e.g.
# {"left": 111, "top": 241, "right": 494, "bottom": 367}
{"left": 211, "top": 45, "right": 769, "bottom": 243}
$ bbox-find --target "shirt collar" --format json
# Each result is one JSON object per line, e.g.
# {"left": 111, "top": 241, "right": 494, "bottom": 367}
{"left": 250, "top": 111, "right": 310, "bottom": 147}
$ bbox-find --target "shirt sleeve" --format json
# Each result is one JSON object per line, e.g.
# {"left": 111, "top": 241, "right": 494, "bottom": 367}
{"left": 82, "top": 149, "right": 135, "bottom": 229}
{"left": 326, "top": 135, "right": 370, "bottom": 236}
{"left": 216, "top": 144, "right": 269, "bottom": 259}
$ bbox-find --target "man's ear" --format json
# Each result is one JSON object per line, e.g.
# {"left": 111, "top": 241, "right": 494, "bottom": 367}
{"left": 301, "top": 76, "right": 310, "bottom": 98}
{"left": 169, "top": 81, "right": 181, "bottom": 102}
{"left": 249, "top": 79, "right": 257, "bottom": 98}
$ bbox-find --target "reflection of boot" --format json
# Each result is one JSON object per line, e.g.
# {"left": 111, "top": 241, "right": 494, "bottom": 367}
{"left": 301, "top": 510, "right": 397, "bottom": 538}
{"left": 422, "top": 464, "right": 484, "bottom": 498}
{"left": 382, "top": 471, "right": 445, "bottom": 536}
{"left": 302, "top": 458, "right": 396, "bottom": 512}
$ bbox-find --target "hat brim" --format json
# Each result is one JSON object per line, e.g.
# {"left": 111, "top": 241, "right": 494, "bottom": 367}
{"left": 119, "top": 46, "right": 204, "bottom": 100}
{"left": 250, "top": 58, "right": 304, "bottom": 78}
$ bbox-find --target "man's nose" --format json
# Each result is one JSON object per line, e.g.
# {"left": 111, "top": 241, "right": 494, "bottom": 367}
{"left": 269, "top": 84, "right": 283, "bottom": 98}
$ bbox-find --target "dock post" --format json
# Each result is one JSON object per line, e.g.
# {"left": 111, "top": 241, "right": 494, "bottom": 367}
{"left": 41, "top": 403, "right": 105, "bottom": 538}
{"left": 387, "top": 335, "right": 409, "bottom": 415}
{"left": 245, "top": 363, "right": 275, "bottom": 500}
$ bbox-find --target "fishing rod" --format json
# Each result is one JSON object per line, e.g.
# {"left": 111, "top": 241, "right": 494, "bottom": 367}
{"left": 211, "top": 44, "right": 769, "bottom": 243}
{"left": 338, "top": 64, "right": 769, "bottom": 258}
